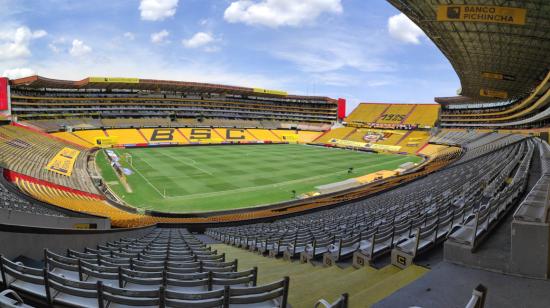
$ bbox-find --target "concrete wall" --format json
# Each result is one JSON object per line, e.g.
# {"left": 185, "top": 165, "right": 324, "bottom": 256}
{"left": 510, "top": 221, "right": 550, "bottom": 279}
{"left": 0, "top": 224, "right": 156, "bottom": 260}
{"left": 0, "top": 208, "right": 111, "bottom": 229}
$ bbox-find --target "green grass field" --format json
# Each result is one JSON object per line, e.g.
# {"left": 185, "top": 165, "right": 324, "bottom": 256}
{"left": 96, "top": 144, "right": 422, "bottom": 213}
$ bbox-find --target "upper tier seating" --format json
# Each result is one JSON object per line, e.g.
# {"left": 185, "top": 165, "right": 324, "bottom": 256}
{"left": 377, "top": 105, "right": 414, "bottom": 124}
{"left": 345, "top": 104, "right": 388, "bottom": 124}
{"left": 0, "top": 228, "right": 290, "bottom": 308}
{"left": 101, "top": 118, "right": 171, "bottom": 128}
{"left": 439, "top": 71, "right": 550, "bottom": 126}
{"left": 207, "top": 135, "right": 530, "bottom": 267}
{"left": 345, "top": 103, "right": 439, "bottom": 127}
{"left": 0, "top": 125, "right": 98, "bottom": 195}
{"left": 25, "top": 117, "right": 330, "bottom": 133}
{"left": 402, "top": 105, "right": 440, "bottom": 127}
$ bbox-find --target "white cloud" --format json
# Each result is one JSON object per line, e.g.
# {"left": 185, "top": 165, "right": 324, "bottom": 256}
{"left": 32, "top": 30, "right": 47, "bottom": 39}
{"left": 48, "top": 37, "right": 66, "bottom": 54}
{"left": 224, "top": 0, "right": 343, "bottom": 28}
{"left": 29, "top": 52, "right": 287, "bottom": 90}
{"left": 2, "top": 67, "right": 36, "bottom": 79}
{"left": 311, "top": 72, "right": 360, "bottom": 87}
{"left": 151, "top": 30, "right": 169, "bottom": 44}
{"left": 139, "top": 0, "right": 179, "bottom": 21}
{"left": 0, "top": 26, "right": 47, "bottom": 60}
{"left": 388, "top": 13, "right": 425, "bottom": 44}
{"left": 123, "top": 32, "right": 135, "bottom": 40}
{"left": 182, "top": 32, "right": 215, "bottom": 49}
{"left": 69, "top": 39, "right": 92, "bottom": 57}
{"left": 271, "top": 32, "right": 394, "bottom": 74}
{"left": 48, "top": 43, "right": 61, "bottom": 53}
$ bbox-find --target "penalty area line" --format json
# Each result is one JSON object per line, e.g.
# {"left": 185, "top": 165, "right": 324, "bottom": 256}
{"left": 130, "top": 158, "right": 167, "bottom": 199}
{"left": 157, "top": 150, "right": 214, "bottom": 176}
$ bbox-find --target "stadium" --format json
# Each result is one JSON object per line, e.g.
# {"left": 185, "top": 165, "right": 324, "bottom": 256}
{"left": 0, "top": 1, "right": 549, "bottom": 307}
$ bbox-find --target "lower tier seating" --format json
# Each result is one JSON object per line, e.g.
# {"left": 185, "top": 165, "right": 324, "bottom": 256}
{"left": 0, "top": 228, "right": 289, "bottom": 308}
{"left": 14, "top": 177, "right": 153, "bottom": 228}
{"left": 52, "top": 128, "right": 323, "bottom": 147}
{"left": 0, "top": 169, "right": 66, "bottom": 217}
{"left": 313, "top": 127, "right": 430, "bottom": 154}
{"left": 0, "top": 125, "right": 98, "bottom": 195}
{"left": 206, "top": 136, "right": 531, "bottom": 268}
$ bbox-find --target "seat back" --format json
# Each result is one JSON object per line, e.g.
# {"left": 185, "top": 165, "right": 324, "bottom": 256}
{"left": 0, "top": 256, "right": 44, "bottom": 288}
{"left": 228, "top": 277, "right": 289, "bottom": 308}
{"left": 212, "top": 268, "right": 257, "bottom": 288}
{"left": 45, "top": 271, "right": 99, "bottom": 305}
{"left": 99, "top": 283, "right": 162, "bottom": 308}
{"left": 163, "top": 288, "right": 225, "bottom": 308}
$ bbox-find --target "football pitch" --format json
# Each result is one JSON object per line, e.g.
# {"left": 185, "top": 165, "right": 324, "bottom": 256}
{"left": 96, "top": 144, "right": 422, "bottom": 213}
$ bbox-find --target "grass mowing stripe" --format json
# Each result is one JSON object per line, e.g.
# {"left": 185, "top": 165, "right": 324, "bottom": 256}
{"left": 160, "top": 155, "right": 414, "bottom": 202}
{"left": 156, "top": 149, "right": 214, "bottom": 176}
{"left": 97, "top": 144, "right": 421, "bottom": 212}
{"left": 125, "top": 152, "right": 167, "bottom": 198}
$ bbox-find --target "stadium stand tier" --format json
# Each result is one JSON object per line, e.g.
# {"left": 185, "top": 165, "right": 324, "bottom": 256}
{"left": 0, "top": 168, "right": 66, "bottom": 218}
{"left": 206, "top": 135, "right": 529, "bottom": 266}
{"left": 51, "top": 128, "right": 323, "bottom": 147}
{"left": 310, "top": 103, "right": 438, "bottom": 155}
{"left": 0, "top": 124, "right": 98, "bottom": 194}
{"left": 0, "top": 228, "right": 291, "bottom": 307}
{"left": 345, "top": 103, "right": 439, "bottom": 128}
{"left": 9, "top": 76, "right": 341, "bottom": 129}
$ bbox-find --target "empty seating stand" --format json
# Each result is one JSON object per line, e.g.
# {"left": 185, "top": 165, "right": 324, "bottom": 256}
{"left": 0, "top": 125, "right": 99, "bottom": 195}
{"left": 0, "top": 169, "right": 66, "bottom": 217}
{"left": 0, "top": 228, "right": 290, "bottom": 307}
{"left": 207, "top": 135, "right": 532, "bottom": 272}
{"left": 510, "top": 139, "right": 550, "bottom": 278}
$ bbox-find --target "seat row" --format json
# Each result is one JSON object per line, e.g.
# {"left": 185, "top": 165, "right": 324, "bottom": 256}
{"left": 0, "top": 228, "right": 290, "bottom": 307}
{"left": 207, "top": 136, "right": 531, "bottom": 269}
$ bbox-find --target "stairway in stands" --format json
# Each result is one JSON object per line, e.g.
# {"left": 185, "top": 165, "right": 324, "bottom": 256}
{"left": 399, "top": 104, "right": 417, "bottom": 124}
{"left": 211, "top": 243, "right": 428, "bottom": 307}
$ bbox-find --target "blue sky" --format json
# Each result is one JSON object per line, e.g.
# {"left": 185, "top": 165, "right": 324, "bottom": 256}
{"left": 0, "top": 0, "right": 460, "bottom": 113}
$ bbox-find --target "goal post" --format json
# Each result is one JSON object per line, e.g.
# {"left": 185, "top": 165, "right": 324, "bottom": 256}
{"left": 124, "top": 153, "right": 133, "bottom": 167}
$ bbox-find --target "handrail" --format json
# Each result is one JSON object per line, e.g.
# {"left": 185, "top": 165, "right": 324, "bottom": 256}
{"left": 314, "top": 293, "right": 348, "bottom": 308}
{"left": 465, "top": 284, "right": 487, "bottom": 308}
{"left": 513, "top": 140, "right": 550, "bottom": 223}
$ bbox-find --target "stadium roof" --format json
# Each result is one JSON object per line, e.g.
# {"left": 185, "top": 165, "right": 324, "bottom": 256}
{"left": 9, "top": 75, "right": 335, "bottom": 101}
{"left": 388, "top": 0, "right": 550, "bottom": 105}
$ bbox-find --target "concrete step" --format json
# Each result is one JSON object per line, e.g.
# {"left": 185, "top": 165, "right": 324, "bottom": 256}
{"left": 210, "top": 244, "right": 428, "bottom": 308}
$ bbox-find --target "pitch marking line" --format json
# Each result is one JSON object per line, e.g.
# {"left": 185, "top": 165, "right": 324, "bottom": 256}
{"left": 129, "top": 155, "right": 167, "bottom": 198}
{"left": 156, "top": 150, "right": 214, "bottom": 176}
{"left": 157, "top": 156, "right": 413, "bottom": 201}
